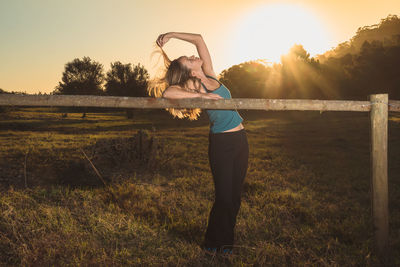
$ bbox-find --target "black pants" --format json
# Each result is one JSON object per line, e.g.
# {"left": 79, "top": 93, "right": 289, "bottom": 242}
{"left": 204, "top": 129, "right": 249, "bottom": 249}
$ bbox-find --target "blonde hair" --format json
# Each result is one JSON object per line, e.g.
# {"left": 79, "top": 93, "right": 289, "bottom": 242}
{"left": 148, "top": 46, "right": 202, "bottom": 120}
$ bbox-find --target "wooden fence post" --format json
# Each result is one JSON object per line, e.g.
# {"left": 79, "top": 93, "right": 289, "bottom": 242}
{"left": 369, "top": 94, "right": 389, "bottom": 259}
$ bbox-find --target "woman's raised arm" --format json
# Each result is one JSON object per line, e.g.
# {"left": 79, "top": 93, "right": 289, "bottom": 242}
{"left": 156, "top": 32, "right": 216, "bottom": 78}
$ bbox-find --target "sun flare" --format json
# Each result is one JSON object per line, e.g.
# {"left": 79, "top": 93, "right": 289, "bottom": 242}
{"left": 230, "top": 3, "right": 332, "bottom": 64}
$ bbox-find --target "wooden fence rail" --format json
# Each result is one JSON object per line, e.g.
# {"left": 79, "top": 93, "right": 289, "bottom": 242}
{"left": 1, "top": 93, "right": 399, "bottom": 261}
{"left": 1, "top": 94, "right": 400, "bottom": 112}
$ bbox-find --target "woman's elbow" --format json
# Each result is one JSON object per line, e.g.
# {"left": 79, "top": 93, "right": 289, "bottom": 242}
{"left": 197, "top": 34, "right": 204, "bottom": 42}
{"left": 162, "top": 89, "right": 175, "bottom": 99}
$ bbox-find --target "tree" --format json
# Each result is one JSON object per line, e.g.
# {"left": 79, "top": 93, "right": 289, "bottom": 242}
{"left": 105, "top": 62, "right": 149, "bottom": 97}
{"left": 0, "top": 88, "right": 10, "bottom": 113}
{"left": 219, "top": 60, "right": 270, "bottom": 98}
{"left": 282, "top": 44, "right": 310, "bottom": 62}
{"left": 319, "top": 15, "right": 400, "bottom": 60}
{"left": 54, "top": 57, "right": 105, "bottom": 95}
{"left": 105, "top": 62, "right": 149, "bottom": 118}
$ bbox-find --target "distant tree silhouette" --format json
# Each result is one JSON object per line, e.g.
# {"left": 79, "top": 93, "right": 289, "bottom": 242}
{"left": 0, "top": 88, "right": 10, "bottom": 112}
{"left": 105, "top": 62, "right": 149, "bottom": 97}
{"left": 0, "top": 89, "right": 18, "bottom": 94}
{"left": 278, "top": 45, "right": 336, "bottom": 99}
{"left": 54, "top": 57, "right": 105, "bottom": 95}
{"left": 105, "top": 62, "right": 149, "bottom": 118}
{"left": 347, "top": 40, "right": 400, "bottom": 99}
{"left": 282, "top": 44, "right": 311, "bottom": 61}
{"left": 319, "top": 15, "right": 400, "bottom": 60}
{"left": 219, "top": 60, "right": 271, "bottom": 98}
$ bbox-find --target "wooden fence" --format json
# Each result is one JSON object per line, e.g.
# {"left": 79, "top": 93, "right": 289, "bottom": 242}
{"left": 1, "top": 93, "right": 399, "bottom": 260}
{"left": 1, "top": 94, "right": 400, "bottom": 112}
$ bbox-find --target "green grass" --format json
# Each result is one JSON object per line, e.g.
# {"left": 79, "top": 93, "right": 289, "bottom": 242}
{"left": 0, "top": 108, "right": 399, "bottom": 266}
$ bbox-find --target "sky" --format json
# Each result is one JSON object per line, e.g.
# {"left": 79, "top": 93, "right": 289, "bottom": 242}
{"left": 0, "top": 0, "right": 399, "bottom": 94}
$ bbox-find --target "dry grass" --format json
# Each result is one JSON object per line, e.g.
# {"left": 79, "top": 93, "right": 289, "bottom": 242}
{"left": 0, "top": 108, "right": 399, "bottom": 266}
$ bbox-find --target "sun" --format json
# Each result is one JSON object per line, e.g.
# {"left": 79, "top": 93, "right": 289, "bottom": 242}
{"left": 230, "top": 3, "right": 332, "bottom": 64}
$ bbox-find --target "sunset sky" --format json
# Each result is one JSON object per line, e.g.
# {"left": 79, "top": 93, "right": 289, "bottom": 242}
{"left": 1, "top": 0, "right": 399, "bottom": 94}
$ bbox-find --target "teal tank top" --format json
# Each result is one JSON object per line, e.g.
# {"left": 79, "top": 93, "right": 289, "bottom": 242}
{"left": 201, "top": 76, "right": 243, "bottom": 133}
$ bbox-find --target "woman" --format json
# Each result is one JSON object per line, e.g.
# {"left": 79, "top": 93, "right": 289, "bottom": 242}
{"left": 150, "top": 32, "right": 249, "bottom": 254}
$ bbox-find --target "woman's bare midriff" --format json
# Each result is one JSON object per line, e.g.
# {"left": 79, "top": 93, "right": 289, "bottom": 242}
{"left": 223, "top": 123, "right": 244, "bottom": 133}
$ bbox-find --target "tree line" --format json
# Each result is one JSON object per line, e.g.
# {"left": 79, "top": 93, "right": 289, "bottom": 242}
{"left": 53, "top": 57, "right": 149, "bottom": 98}
{"left": 1, "top": 15, "right": 399, "bottom": 101}
{"left": 220, "top": 15, "right": 400, "bottom": 100}
{"left": 47, "top": 14, "right": 400, "bottom": 101}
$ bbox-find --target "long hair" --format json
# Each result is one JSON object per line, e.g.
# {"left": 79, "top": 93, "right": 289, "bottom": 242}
{"left": 148, "top": 46, "right": 202, "bottom": 120}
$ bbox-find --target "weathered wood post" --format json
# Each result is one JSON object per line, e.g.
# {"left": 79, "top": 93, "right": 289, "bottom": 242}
{"left": 369, "top": 94, "right": 389, "bottom": 259}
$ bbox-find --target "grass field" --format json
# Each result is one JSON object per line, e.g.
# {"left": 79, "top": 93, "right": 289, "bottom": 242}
{"left": 0, "top": 107, "right": 399, "bottom": 266}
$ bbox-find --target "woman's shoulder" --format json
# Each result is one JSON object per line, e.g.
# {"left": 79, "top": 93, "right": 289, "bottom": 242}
{"left": 204, "top": 75, "right": 221, "bottom": 91}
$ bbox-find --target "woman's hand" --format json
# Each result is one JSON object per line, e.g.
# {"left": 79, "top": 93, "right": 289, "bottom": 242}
{"left": 156, "top": 33, "right": 173, "bottom": 47}
{"left": 200, "top": 93, "right": 223, "bottom": 100}
{"left": 156, "top": 32, "right": 216, "bottom": 77}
